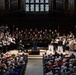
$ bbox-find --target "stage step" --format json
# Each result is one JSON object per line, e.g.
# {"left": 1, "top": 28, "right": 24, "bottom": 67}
{"left": 27, "top": 49, "right": 47, "bottom": 56}
{"left": 28, "top": 55, "right": 43, "bottom": 59}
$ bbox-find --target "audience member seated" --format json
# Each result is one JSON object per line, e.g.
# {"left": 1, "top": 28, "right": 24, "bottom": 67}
{"left": 0, "top": 52, "right": 28, "bottom": 75}
{"left": 43, "top": 52, "right": 76, "bottom": 75}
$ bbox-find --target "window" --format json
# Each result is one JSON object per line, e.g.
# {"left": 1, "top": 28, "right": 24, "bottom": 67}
{"left": 25, "top": 0, "right": 49, "bottom": 13}
{"left": 35, "top": 0, "right": 39, "bottom": 3}
{"left": 40, "top": 4, "right": 44, "bottom": 11}
{"left": 26, "top": 4, "right": 29, "bottom": 11}
{"left": 40, "top": 0, "right": 44, "bottom": 3}
{"left": 26, "top": 0, "right": 29, "bottom": 3}
{"left": 35, "top": 4, "right": 39, "bottom": 11}
{"left": 31, "top": 4, "right": 34, "bottom": 11}
{"left": 45, "top": 0, "right": 49, "bottom": 3}
{"left": 30, "top": 0, "right": 34, "bottom": 3}
{"left": 45, "top": 4, "right": 49, "bottom": 11}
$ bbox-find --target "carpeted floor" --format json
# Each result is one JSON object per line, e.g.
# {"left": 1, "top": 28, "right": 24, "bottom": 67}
{"left": 24, "top": 58, "right": 43, "bottom": 75}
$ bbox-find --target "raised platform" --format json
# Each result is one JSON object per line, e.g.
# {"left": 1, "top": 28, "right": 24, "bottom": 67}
{"left": 28, "top": 49, "right": 46, "bottom": 55}
{"left": 28, "top": 55, "right": 43, "bottom": 59}
{"left": 29, "top": 50, "right": 40, "bottom": 55}
{"left": 27, "top": 49, "right": 46, "bottom": 59}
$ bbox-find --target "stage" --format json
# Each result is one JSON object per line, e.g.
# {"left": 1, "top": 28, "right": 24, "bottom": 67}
{"left": 27, "top": 49, "right": 46, "bottom": 56}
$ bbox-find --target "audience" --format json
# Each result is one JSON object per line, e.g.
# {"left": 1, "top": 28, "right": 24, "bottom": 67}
{"left": 0, "top": 52, "right": 28, "bottom": 75}
{"left": 0, "top": 24, "right": 76, "bottom": 75}
{"left": 43, "top": 52, "right": 76, "bottom": 75}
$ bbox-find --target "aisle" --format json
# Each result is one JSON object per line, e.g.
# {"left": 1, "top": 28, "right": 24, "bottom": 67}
{"left": 24, "top": 58, "right": 43, "bottom": 75}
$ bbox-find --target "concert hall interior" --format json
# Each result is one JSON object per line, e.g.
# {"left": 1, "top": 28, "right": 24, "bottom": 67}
{"left": 0, "top": 0, "right": 76, "bottom": 75}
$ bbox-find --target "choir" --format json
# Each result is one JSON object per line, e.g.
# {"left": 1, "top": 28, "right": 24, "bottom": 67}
{"left": 0, "top": 24, "right": 76, "bottom": 53}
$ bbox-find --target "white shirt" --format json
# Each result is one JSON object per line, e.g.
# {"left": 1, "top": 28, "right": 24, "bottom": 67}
{"left": 2, "top": 40, "right": 7, "bottom": 46}
{"left": 46, "top": 71, "right": 53, "bottom": 75}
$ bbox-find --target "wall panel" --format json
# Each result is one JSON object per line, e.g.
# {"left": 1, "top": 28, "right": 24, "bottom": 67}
{"left": 10, "top": 2, "right": 18, "bottom": 11}
{"left": 0, "top": 0, "right": 5, "bottom": 11}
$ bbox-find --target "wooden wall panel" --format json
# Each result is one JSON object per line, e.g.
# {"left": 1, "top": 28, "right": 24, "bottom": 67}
{"left": 10, "top": 1, "right": 18, "bottom": 11}
{"left": 64, "top": 0, "right": 68, "bottom": 12}
{"left": 68, "top": 0, "right": 74, "bottom": 12}
{"left": 53, "top": 0, "right": 56, "bottom": 10}
{"left": 0, "top": 0, "right": 5, "bottom": 11}
{"left": 56, "top": 2, "right": 63, "bottom": 11}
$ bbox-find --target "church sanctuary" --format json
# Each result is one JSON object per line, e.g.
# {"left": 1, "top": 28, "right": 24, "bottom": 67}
{"left": 0, "top": 0, "right": 76, "bottom": 75}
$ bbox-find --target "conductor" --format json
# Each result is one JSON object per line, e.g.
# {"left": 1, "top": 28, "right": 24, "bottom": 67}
{"left": 32, "top": 38, "right": 37, "bottom": 50}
